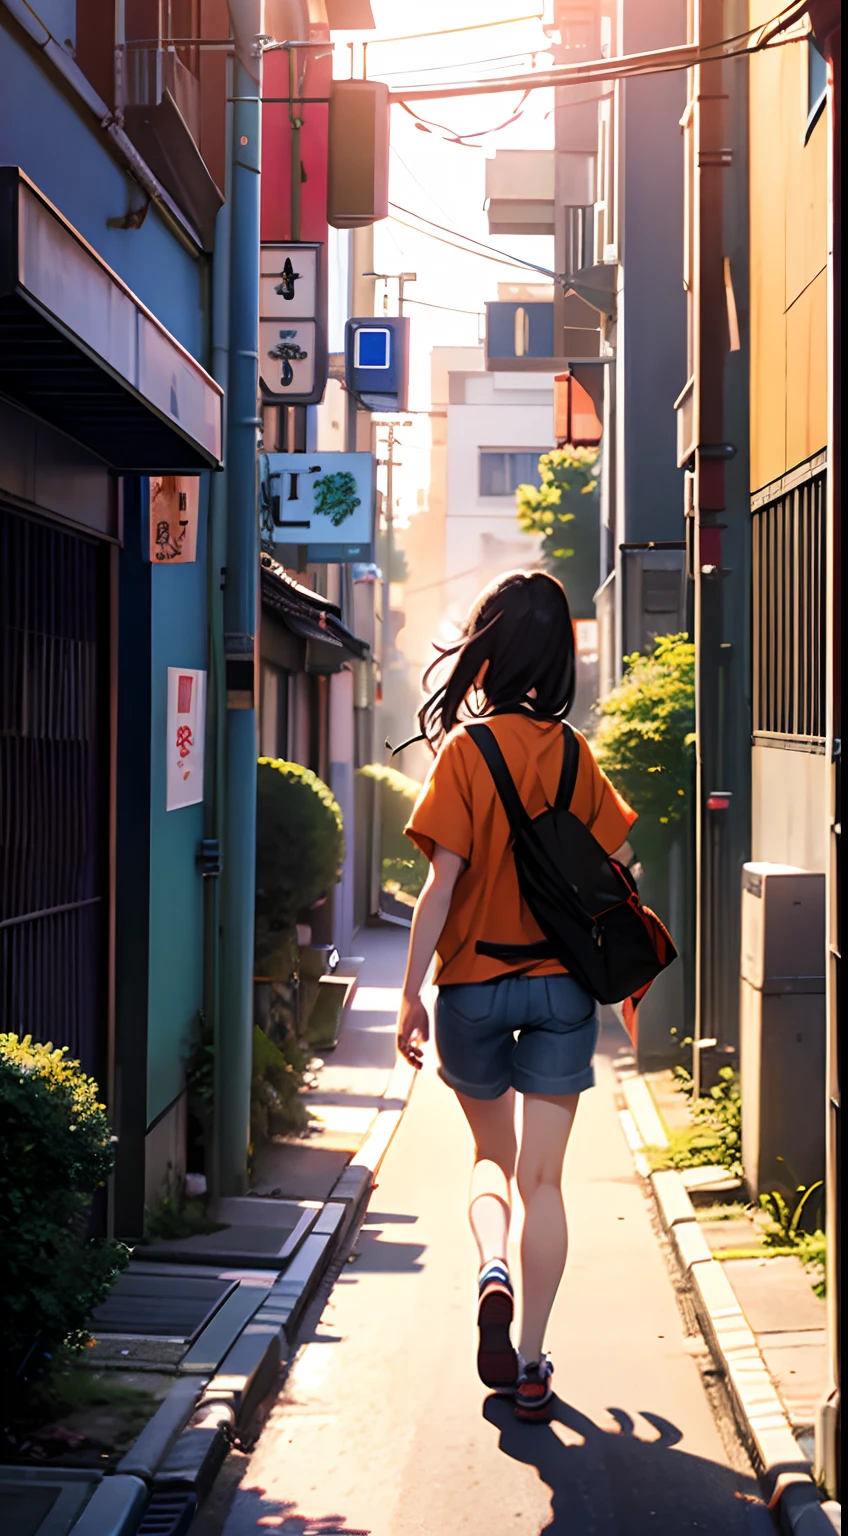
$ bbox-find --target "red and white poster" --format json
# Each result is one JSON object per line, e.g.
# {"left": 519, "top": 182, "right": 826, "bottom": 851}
{"left": 166, "top": 667, "right": 206, "bottom": 811}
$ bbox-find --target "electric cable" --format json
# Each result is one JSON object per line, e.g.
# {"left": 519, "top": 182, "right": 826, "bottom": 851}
{"left": 389, "top": 203, "right": 556, "bottom": 277}
{"left": 386, "top": 2, "right": 810, "bottom": 102}
{"left": 388, "top": 215, "right": 549, "bottom": 274}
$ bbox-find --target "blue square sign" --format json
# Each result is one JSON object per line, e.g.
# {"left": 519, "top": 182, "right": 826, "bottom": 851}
{"left": 345, "top": 316, "right": 409, "bottom": 410}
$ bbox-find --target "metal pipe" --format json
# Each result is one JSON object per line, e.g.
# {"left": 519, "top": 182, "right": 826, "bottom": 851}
{"left": 204, "top": 51, "right": 234, "bottom": 1211}
{"left": 219, "top": 0, "right": 264, "bottom": 1196}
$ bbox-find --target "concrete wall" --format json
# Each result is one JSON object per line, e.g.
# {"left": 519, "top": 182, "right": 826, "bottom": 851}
{"left": 751, "top": 746, "right": 829, "bottom": 871}
{"left": 617, "top": 0, "right": 688, "bottom": 549}
{"left": 444, "top": 371, "right": 552, "bottom": 628}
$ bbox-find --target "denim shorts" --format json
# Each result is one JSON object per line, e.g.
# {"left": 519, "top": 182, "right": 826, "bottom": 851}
{"left": 434, "top": 973, "right": 598, "bottom": 1101}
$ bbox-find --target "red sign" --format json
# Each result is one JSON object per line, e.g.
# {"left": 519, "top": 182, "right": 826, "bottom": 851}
{"left": 260, "top": 34, "right": 331, "bottom": 244}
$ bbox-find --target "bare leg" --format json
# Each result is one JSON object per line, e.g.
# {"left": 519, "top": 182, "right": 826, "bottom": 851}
{"left": 516, "top": 1092, "right": 579, "bottom": 1362}
{"left": 455, "top": 1089, "right": 517, "bottom": 1266}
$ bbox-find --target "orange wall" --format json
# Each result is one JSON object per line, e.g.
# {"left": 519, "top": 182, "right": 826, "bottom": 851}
{"left": 748, "top": 7, "right": 828, "bottom": 491}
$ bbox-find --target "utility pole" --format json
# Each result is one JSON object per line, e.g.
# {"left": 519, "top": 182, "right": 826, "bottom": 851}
{"left": 363, "top": 271, "right": 417, "bottom": 317}
{"left": 219, "top": 0, "right": 264, "bottom": 1197}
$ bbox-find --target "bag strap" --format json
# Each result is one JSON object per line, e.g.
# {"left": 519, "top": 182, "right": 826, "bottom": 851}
{"left": 554, "top": 722, "right": 580, "bottom": 813}
{"left": 465, "top": 724, "right": 534, "bottom": 837}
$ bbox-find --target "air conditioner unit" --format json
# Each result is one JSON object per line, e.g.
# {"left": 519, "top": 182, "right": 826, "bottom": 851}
{"left": 739, "top": 863, "right": 826, "bottom": 1197}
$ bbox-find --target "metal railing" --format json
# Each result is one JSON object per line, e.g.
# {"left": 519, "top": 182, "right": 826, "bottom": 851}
{"left": 751, "top": 461, "right": 826, "bottom": 746}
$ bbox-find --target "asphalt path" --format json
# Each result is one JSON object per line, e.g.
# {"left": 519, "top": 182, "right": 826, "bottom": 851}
{"left": 197, "top": 1023, "right": 776, "bottom": 1536}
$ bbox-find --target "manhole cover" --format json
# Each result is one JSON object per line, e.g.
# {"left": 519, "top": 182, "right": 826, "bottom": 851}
{"left": 91, "top": 1269, "right": 235, "bottom": 1342}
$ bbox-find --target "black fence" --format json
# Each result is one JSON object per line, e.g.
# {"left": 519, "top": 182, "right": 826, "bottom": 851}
{"left": 0, "top": 504, "right": 108, "bottom": 1081}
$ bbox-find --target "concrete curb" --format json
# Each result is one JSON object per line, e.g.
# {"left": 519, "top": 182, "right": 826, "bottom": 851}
{"left": 616, "top": 1070, "right": 840, "bottom": 1533}
{"left": 65, "top": 1051, "right": 420, "bottom": 1536}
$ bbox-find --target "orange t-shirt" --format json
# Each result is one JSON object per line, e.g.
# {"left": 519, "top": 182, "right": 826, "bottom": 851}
{"left": 404, "top": 714, "right": 637, "bottom": 986}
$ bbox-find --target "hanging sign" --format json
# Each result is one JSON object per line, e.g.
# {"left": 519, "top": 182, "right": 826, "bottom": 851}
{"left": 166, "top": 667, "right": 206, "bottom": 811}
{"left": 264, "top": 451, "right": 374, "bottom": 562}
{"left": 149, "top": 477, "right": 200, "bottom": 563}
{"left": 259, "top": 242, "right": 328, "bottom": 405}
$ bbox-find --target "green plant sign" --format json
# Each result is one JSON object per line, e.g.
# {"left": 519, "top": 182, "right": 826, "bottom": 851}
{"left": 313, "top": 471, "right": 361, "bottom": 527}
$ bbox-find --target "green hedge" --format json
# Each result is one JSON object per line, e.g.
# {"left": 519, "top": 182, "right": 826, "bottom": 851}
{"left": 255, "top": 758, "right": 345, "bottom": 977}
{"left": 0, "top": 1034, "right": 128, "bottom": 1383}
{"left": 358, "top": 763, "right": 428, "bottom": 898}
{"left": 591, "top": 633, "right": 695, "bottom": 860}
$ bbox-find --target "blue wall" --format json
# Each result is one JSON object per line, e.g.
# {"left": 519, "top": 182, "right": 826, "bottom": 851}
{"left": 0, "top": 24, "right": 205, "bottom": 359}
{"left": 147, "top": 486, "right": 210, "bottom": 1124}
{"left": 1, "top": 19, "right": 215, "bottom": 1160}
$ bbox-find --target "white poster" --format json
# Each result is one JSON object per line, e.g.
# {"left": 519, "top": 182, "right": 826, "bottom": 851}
{"left": 166, "top": 668, "right": 206, "bottom": 811}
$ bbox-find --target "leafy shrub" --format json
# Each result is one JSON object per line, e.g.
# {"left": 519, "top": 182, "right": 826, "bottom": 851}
{"left": 647, "top": 1065, "right": 742, "bottom": 1177}
{"left": 358, "top": 763, "right": 428, "bottom": 898}
{"left": 515, "top": 447, "right": 601, "bottom": 618}
{"left": 256, "top": 759, "right": 345, "bottom": 977}
{"left": 591, "top": 633, "right": 695, "bottom": 858}
{"left": 251, "top": 1025, "right": 311, "bottom": 1144}
{"left": 0, "top": 1035, "right": 128, "bottom": 1383}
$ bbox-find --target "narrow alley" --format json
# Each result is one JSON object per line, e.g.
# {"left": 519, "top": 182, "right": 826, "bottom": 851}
{"left": 196, "top": 936, "right": 773, "bottom": 1536}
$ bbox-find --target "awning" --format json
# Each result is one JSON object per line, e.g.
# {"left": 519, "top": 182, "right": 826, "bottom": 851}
{"left": 0, "top": 168, "right": 222, "bottom": 473}
{"left": 260, "top": 555, "right": 370, "bottom": 674}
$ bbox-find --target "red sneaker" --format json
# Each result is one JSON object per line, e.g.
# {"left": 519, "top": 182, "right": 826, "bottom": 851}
{"left": 476, "top": 1264, "right": 517, "bottom": 1393}
{"left": 514, "top": 1354, "right": 554, "bottom": 1422}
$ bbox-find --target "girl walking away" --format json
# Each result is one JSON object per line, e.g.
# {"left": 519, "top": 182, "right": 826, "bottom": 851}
{"left": 396, "top": 571, "right": 637, "bottom": 1423}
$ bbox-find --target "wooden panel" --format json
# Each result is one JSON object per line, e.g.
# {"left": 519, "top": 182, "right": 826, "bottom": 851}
{"left": 748, "top": 24, "right": 788, "bottom": 490}
{"left": 786, "top": 271, "right": 828, "bottom": 469}
{"left": 784, "top": 58, "right": 828, "bottom": 309}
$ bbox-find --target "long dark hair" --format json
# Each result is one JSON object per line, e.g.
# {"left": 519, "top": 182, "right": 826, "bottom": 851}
{"left": 417, "top": 570, "right": 576, "bottom": 752}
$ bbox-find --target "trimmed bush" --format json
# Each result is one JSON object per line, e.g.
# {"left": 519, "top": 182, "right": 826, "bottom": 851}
{"left": 255, "top": 758, "right": 345, "bottom": 977}
{"left": 358, "top": 763, "right": 428, "bottom": 898}
{"left": 591, "top": 633, "right": 695, "bottom": 860}
{"left": 0, "top": 1034, "right": 128, "bottom": 1383}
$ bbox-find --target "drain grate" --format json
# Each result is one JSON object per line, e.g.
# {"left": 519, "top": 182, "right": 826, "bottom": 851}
{"left": 137, "top": 1490, "right": 197, "bottom": 1536}
{"left": 91, "top": 1268, "right": 236, "bottom": 1342}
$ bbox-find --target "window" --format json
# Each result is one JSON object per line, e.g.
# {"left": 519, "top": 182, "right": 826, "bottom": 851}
{"left": 806, "top": 39, "right": 827, "bottom": 140}
{"left": 752, "top": 461, "right": 826, "bottom": 746}
{"left": 479, "top": 450, "right": 548, "bottom": 497}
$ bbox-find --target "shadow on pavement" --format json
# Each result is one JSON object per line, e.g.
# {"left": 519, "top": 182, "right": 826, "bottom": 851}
{"left": 484, "top": 1394, "right": 775, "bottom": 1534}
{"left": 334, "top": 1222, "right": 427, "bottom": 1280}
{"left": 210, "top": 1490, "right": 372, "bottom": 1533}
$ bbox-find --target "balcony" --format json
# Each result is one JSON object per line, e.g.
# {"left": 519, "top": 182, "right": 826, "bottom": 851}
{"left": 116, "top": 46, "right": 223, "bottom": 248}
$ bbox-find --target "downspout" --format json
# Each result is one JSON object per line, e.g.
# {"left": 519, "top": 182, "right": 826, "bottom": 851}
{"left": 204, "top": 63, "right": 234, "bottom": 1208}
{"left": 691, "top": 0, "right": 731, "bottom": 1094}
{"left": 218, "top": 0, "right": 264, "bottom": 1196}
{"left": 807, "top": 0, "right": 842, "bottom": 1500}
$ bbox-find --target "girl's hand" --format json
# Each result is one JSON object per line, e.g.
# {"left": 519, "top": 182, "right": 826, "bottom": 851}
{"left": 397, "top": 994, "right": 429, "bottom": 1071}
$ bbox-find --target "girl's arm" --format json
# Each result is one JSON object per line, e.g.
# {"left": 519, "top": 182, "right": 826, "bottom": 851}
{"left": 396, "top": 843, "right": 465, "bottom": 1070}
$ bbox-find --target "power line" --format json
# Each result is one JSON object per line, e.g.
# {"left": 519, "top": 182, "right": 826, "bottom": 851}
{"left": 401, "top": 87, "right": 613, "bottom": 141}
{"left": 398, "top": 92, "right": 531, "bottom": 144}
{"left": 389, "top": 202, "right": 556, "bottom": 278}
{"left": 388, "top": 214, "right": 545, "bottom": 274}
{"left": 401, "top": 296, "right": 484, "bottom": 317}
{"left": 359, "top": 13, "right": 545, "bottom": 48}
{"left": 375, "top": 48, "right": 551, "bottom": 80}
{"left": 386, "top": 2, "right": 808, "bottom": 102}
